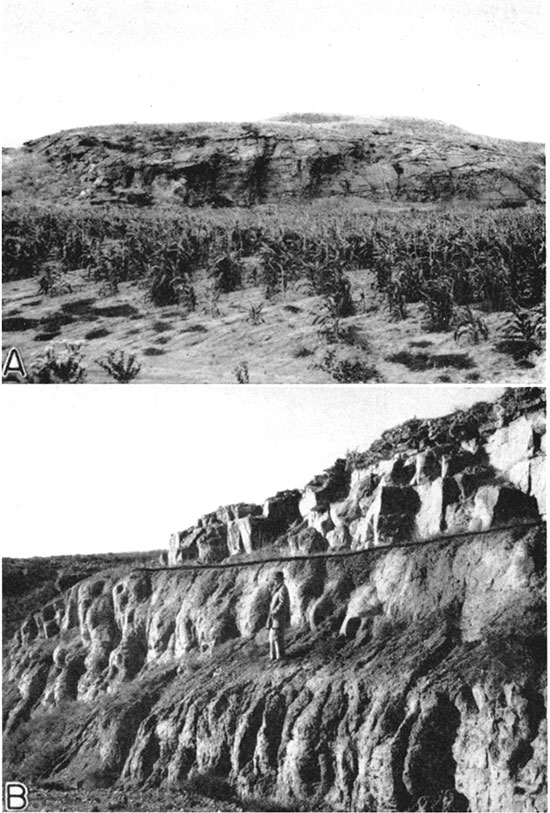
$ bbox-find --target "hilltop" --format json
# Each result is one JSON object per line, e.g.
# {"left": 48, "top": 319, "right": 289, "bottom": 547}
{"left": 3, "top": 388, "right": 546, "bottom": 812}
{"left": 3, "top": 116, "right": 544, "bottom": 208}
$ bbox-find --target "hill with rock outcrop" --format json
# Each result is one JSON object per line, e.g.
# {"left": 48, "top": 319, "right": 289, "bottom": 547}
{"left": 2, "top": 388, "right": 546, "bottom": 812}
{"left": 2, "top": 116, "right": 545, "bottom": 208}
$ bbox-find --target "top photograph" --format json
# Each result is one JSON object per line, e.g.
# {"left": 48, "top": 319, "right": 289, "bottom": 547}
{"left": 2, "top": 0, "right": 545, "bottom": 385}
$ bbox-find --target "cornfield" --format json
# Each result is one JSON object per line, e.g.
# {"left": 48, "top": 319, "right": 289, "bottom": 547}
{"left": 2, "top": 201, "right": 545, "bottom": 312}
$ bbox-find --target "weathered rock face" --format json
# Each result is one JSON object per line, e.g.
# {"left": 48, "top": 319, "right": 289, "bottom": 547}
{"left": 3, "top": 390, "right": 546, "bottom": 812}
{"left": 169, "top": 397, "right": 545, "bottom": 568}
{"left": 169, "top": 492, "right": 301, "bottom": 566}
{"left": 17, "top": 118, "right": 545, "bottom": 208}
{"left": 5, "top": 526, "right": 545, "bottom": 811}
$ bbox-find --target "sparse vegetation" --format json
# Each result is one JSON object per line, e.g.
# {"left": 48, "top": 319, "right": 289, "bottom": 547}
{"left": 29, "top": 342, "right": 86, "bottom": 383}
{"left": 234, "top": 361, "right": 250, "bottom": 383}
{"left": 452, "top": 306, "right": 489, "bottom": 345}
{"left": 315, "top": 348, "right": 383, "bottom": 383}
{"left": 495, "top": 303, "right": 545, "bottom": 360}
{"left": 96, "top": 349, "right": 142, "bottom": 382}
{"left": 246, "top": 302, "right": 265, "bottom": 325}
{"left": 145, "top": 266, "right": 195, "bottom": 309}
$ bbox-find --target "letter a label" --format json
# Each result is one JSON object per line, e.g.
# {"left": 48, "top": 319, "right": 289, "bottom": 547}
{"left": 2, "top": 348, "right": 27, "bottom": 379}
{"left": 4, "top": 782, "right": 29, "bottom": 811}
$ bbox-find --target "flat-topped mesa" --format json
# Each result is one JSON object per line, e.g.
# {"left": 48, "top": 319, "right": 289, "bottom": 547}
{"left": 13, "top": 118, "right": 545, "bottom": 207}
{"left": 167, "top": 389, "right": 546, "bottom": 566}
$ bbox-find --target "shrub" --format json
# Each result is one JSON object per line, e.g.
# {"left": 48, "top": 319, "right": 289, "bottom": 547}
{"left": 234, "top": 362, "right": 250, "bottom": 383}
{"left": 96, "top": 350, "right": 142, "bottom": 383}
{"left": 184, "top": 771, "right": 234, "bottom": 801}
{"left": 37, "top": 261, "right": 73, "bottom": 296}
{"left": 315, "top": 349, "right": 383, "bottom": 383}
{"left": 20, "top": 744, "right": 67, "bottom": 781}
{"left": 29, "top": 342, "right": 86, "bottom": 383}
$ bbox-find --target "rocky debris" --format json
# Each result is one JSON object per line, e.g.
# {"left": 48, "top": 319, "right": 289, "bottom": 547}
{"left": 16, "top": 118, "right": 545, "bottom": 208}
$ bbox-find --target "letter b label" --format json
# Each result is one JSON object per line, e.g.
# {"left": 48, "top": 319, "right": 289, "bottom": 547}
{"left": 4, "top": 782, "right": 29, "bottom": 810}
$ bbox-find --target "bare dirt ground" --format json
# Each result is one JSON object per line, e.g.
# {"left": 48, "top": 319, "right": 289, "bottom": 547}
{"left": 2, "top": 270, "right": 543, "bottom": 385}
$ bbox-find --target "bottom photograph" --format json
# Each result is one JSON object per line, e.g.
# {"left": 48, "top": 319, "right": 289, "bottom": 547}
{"left": 2, "top": 385, "right": 546, "bottom": 813}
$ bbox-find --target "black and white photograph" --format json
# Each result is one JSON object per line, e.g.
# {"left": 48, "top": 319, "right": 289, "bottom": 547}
{"left": 1, "top": 385, "right": 547, "bottom": 811}
{"left": 1, "top": 0, "right": 545, "bottom": 384}
{"left": 1, "top": 0, "right": 547, "bottom": 811}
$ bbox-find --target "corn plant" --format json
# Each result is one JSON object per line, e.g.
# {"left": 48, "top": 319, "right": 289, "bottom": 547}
{"left": 497, "top": 303, "right": 545, "bottom": 359}
{"left": 420, "top": 278, "right": 455, "bottom": 332}
{"left": 246, "top": 303, "right": 265, "bottom": 325}
{"left": 3, "top": 201, "right": 544, "bottom": 322}
{"left": 144, "top": 266, "right": 192, "bottom": 307}
{"left": 452, "top": 306, "right": 489, "bottom": 345}
{"left": 204, "top": 283, "right": 221, "bottom": 317}
{"left": 385, "top": 278, "right": 408, "bottom": 321}
{"left": 209, "top": 252, "right": 242, "bottom": 293}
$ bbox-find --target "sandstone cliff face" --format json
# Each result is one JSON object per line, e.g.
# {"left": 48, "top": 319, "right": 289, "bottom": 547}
{"left": 18, "top": 118, "right": 545, "bottom": 208}
{"left": 3, "top": 391, "right": 546, "bottom": 812}
{"left": 167, "top": 392, "right": 545, "bottom": 568}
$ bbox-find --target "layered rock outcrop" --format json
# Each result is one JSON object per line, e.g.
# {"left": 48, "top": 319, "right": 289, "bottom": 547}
{"left": 3, "top": 389, "right": 546, "bottom": 812}
{"left": 17, "top": 118, "right": 545, "bottom": 208}
{"left": 168, "top": 389, "right": 545, "bottom": 567}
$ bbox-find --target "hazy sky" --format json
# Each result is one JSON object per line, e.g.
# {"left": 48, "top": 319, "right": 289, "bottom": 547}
{"left": 2, "top": 0, "right": 544, "bottom": 145}
{"left": 2, "top": 385, "right": 503, "bottom": 558}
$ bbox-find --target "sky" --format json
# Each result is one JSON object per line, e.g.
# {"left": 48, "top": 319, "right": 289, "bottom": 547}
{"left": 1, "top": 385, "right": 503, "bottom": 558}
{"left": 1, "top": 0, "right": 545, "bottom": 145}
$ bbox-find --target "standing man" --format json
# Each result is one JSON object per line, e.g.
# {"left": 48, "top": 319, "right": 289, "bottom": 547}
{"left": 267, "top": 571, "right": 290, "bottom": 661}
